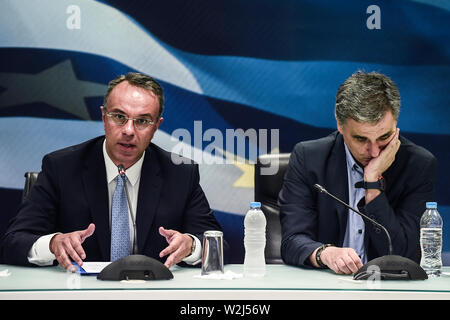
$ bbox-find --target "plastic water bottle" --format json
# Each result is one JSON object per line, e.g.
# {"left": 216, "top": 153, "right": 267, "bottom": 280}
{"left": 420, "top": 202, "right": 443, "bottom": 277}
{"left": 244, "top": 202, "right": 266, "bottom": 277}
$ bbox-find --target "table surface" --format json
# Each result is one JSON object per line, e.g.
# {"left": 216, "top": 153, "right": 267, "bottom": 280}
{"left": 1, "top": 264, "right": 450, "bottom": 299}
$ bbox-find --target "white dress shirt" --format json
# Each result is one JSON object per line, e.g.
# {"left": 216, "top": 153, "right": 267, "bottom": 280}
{"left": 27, "top": 140, "right": 201, "bottom": 266}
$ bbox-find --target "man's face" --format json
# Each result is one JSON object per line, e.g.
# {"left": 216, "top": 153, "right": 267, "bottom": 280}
{"left": 337, "top": 111, "right": 397, "bottom": 167}
{"left": 101, "top": 81, "right": 163, "bottom": 169}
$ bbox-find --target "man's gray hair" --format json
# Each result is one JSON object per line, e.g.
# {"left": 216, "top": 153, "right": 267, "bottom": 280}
{"left": 335, "top": 71, "right": 400, "bottom": 126}
{"left": 104, "top": 72, "right": 165, "bottom": 119}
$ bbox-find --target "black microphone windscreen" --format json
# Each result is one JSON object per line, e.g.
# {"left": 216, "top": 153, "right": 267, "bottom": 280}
{"left": 117, "top": 164, "right": 126, "bottom": 178}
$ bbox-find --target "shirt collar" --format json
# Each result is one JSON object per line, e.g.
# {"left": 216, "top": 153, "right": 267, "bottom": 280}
{"left": 102, "top": 139, "right": 145, "bottom": 186}
{"left": 344, "top": 143, "right": 363, "bottom": 174}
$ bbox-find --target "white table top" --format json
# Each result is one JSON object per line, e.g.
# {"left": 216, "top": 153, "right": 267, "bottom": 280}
{"left": 1, "top": 264, "right": 450, "bottom": 300}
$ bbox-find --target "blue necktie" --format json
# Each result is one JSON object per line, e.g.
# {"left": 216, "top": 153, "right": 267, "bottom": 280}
{"left": 110, "top": 175, "right": 130, "bottom": 261}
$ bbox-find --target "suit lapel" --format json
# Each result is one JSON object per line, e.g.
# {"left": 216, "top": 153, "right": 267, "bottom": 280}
{"left": 326, "top": 133, "right": 349, "bottom": 245}
{"left": 136, "top": 145, "right": 163, "bottom": 253}
{"left": 81, "top": 138, "right": 110, "bottom": 261}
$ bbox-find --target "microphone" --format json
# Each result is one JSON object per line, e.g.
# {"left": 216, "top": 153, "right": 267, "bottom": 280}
{"left": 97, "top": 165, "right": 174, "bottom": 281}
{"left": 117, "top": 164, "right": 137, "bottom": 254}
{"left": 313, "top": 183, "right": 427, "bottom": 280}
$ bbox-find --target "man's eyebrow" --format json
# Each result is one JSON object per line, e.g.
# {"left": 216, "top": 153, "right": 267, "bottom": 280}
{"left": 351, "top": 130, "right": 394, "bottom": 141}
{"left": 137, "top": 113, "right": 155, "bottom": 120}
{"left": 108, "top": 108, "right": 154, "bottom": 119}
{"left": 108, "top": 107, "right": 125, "bottom": 113}
{"left": 377, "top": 130, "right": 394, "bottom": 140}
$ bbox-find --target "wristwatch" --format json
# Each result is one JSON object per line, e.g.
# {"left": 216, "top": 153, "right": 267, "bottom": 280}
{"left": 355, "top": 176, "right": 385, "bottom": 191}
{"left": 315, "top": 244, "right": 334, "bottom": 268}
{"left": 189, "top": 235, "right": 196, "bottom": 256}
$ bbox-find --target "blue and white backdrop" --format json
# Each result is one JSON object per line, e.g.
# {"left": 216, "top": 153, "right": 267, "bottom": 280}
{"left": 0, "top": 0, "right": 449, "bottom": 263}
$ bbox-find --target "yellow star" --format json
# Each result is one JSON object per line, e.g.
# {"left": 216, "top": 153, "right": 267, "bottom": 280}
{"left": 233, "top": 161, "right": 254, "bottom": 188}
{"left": 221, "top": 148, "right": 280, "bottom": 188}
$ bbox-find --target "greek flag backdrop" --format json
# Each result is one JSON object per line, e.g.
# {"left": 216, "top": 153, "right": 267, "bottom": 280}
{"left": 0, "top": 0, "right": 449, "bottom": 264}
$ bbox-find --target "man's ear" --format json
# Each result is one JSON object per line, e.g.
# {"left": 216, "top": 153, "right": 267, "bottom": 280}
{"left": 100, "top": 106, "right": 106, "bottom": 124}
{"left": 155, "top": 117, "right": 164, "bottom": 130}
{"left": 336, "top": 120, "right": 344, "bottom": 135}
{"left": 147, "top": 117, "right": 164, "bottom": 145}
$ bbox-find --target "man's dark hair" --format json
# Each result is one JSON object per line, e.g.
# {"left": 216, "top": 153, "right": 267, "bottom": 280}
{"left": 335, "top": 71, "right": 400, "bottom": 126}
{"left": 104, "top": 72, "right": 165, "bottom": 119}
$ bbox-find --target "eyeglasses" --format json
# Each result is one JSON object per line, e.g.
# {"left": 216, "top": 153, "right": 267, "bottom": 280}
{"left": 105, "top": 111, "right": 155, "bottom": 130}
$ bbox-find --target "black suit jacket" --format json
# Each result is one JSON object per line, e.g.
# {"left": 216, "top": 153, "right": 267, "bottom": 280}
{"left": 1, "top": 136, "right": 227, "bottom": 266}
{"left": 278, "top": 131, "right": 436, "bottom": 267}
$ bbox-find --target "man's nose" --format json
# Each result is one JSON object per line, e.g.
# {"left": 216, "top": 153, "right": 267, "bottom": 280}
{"left": 122, "top": 119, "right": 135, "bottom": 135}
{"left": 367, "top": 143, "right": 380, "bottom": 158}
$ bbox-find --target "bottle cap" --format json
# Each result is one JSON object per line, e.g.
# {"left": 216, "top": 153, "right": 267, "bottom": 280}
{"left": 250, "top": 202, "right": 261, "bottom": 208}
{"left": 426, "top": 202, "right": 437, "bottom": 209}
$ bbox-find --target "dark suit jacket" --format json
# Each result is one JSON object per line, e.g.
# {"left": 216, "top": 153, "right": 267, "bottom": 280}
{"left": 278, "top": 131, "right": 436, "bottom": 267}
{"left": 1, "top": 136, "right": 227, "bottom": 266}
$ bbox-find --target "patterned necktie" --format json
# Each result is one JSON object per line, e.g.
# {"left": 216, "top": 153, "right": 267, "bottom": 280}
{"left": 110, "top": 175, "right": 130, "bottom": 261}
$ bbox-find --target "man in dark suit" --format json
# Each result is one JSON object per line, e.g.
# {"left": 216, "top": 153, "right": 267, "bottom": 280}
{"left": 1, "top": 72, "right": 226, "bottom": 270}
{"left": 278, "top": 71, "right": 436, "bottom": 275}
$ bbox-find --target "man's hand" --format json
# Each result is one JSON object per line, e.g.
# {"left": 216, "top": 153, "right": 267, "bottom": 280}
{"left": 311, "top": 246, "right": 363, "bottom": 274}
{"left": 321, "top": 246, "right": 363, "bottom": 274}
{"left": 364, "top": 128, "right": 400, "bottom": 203}
{"left": 159, "top": 227, "right": 193, "bottom": 268}
{"left": 364, "top": 128, "right": 401, "bottom": 181}
{"left": 49, "top": 223, "right": 95, "bottom": 271}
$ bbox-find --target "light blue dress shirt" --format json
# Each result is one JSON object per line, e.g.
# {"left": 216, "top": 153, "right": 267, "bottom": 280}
{"left": 342, "top": 143, "right": 367, "bottom": 264}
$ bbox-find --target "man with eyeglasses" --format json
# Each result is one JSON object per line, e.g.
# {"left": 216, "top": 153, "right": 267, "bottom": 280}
{"left": 1, "top": 72, "right": 227, "bottom": 271}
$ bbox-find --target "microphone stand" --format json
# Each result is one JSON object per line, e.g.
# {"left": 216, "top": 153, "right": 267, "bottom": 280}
{"left": 313, "top": 184, "right": 427, "bottom": 280}
{"left": 314, "top": 184, "right": 393, "bottom": 255}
